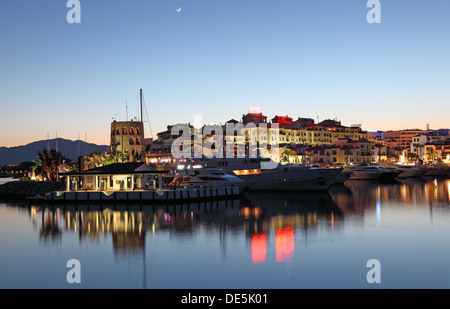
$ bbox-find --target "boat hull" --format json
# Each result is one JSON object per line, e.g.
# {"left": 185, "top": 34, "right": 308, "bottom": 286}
{"left": 347, "top": 171, "right": 380, "bottom": 180}
{"left": 397, "top": 169, "right": 424, "bottom": 178}
{"left": 423, "top": 169, "right": 448, "bottom": 177}
{"left": 236, "top": 168, "right": 342, "bottom": 192}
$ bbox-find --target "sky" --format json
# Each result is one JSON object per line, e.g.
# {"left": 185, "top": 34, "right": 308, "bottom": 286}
{"left": 0, "top": 0, "right": 449, "bottom": 147}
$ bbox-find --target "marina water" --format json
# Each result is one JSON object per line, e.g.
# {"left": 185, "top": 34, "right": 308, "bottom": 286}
{"left": 0, "top": 177, "right": 449, "bottom": 289}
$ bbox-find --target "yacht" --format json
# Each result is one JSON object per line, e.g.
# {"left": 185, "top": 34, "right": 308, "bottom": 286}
{"left": 347, "top": 165, "right": 401, "bottom": 181}
{"left": 200, "top": 158, "right": 342, "bottom": 192}
{"left": 333, "top": 166, "right": 356, "bottom": 184}
{"left": 393, "top": 165, "right": 424, "bottom": 178}
{"left": 421, "top": 166, "right": 449, "bottom": 177}
{"left": 379, "top": 163, "right": 424, "bottom": 178}
{"left": 164, "top": 165, "right": 247, "bottom": 189}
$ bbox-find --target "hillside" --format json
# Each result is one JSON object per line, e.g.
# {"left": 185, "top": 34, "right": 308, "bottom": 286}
{"left": 0, "top": 138, "right": 109, "bottom": 165}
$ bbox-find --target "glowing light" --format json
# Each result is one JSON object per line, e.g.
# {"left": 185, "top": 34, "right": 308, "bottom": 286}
{"left": 177, "top": 165, "right": 185, "bottom": 170}
{"left": 376, "top": 201, "right": 381, "bottom": 227}
{"left": 275, "top": 227, "right": 294, "bottom": 263}
{"left": 448, "top": 182, "right": 450, "bottom": 201}
{"left": 251, "top": 233, "right": 267, "bottom": 264}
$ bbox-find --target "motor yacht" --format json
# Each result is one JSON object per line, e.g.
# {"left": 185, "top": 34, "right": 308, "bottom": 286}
{"left": 199, "top": 158, "right": 342, "bottom": 192}
{"left": 347, "top": 165, "right": 401, "bottom": 181}
{"left": 164, "top": 164, "right": 247, "bottom": 189}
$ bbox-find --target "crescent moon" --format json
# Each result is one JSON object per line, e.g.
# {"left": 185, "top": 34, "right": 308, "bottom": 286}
{"left": 176, "top": 7, "right": 181, "bottom": 12}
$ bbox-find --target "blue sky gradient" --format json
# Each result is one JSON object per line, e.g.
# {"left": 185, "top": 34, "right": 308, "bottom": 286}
{"left": 0, "top": 0, "right": 449, "bottom": 147}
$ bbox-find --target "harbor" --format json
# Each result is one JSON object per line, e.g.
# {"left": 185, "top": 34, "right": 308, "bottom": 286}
{"left": 0, "top": 177, "right": 449, "bottom": 289}
{"left": 1, "top": 0, "right": 450, "bottom": 295}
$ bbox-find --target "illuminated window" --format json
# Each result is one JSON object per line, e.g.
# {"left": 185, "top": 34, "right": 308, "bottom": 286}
{"left": 135, "top": 128, "right": 140, "bottom": 135}
{"left": 129, "top": 128, "right": 135, "bottom": 135}
{"left": 123, "top": 128, "right": 128, "bottom": 135}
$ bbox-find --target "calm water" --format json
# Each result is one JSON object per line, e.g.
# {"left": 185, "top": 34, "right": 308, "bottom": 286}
{"left": 0, "top": 177, "right": 450, "bottom": 289}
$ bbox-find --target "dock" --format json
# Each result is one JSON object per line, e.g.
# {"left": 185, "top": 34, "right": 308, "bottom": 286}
{"left": 47, "top": 186, "right": 242, "bottom": 203}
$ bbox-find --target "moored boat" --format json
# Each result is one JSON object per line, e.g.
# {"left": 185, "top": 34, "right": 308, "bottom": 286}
{"left": 347, "top": 165, "right": 401, "bottom": 182}
{"left": 200, "top": 158, "right": 342, "bottom": 192}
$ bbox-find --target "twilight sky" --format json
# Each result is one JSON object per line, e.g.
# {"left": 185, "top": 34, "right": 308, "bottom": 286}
{"left": 0, "top": 0, "right": 449, "bottom": 147}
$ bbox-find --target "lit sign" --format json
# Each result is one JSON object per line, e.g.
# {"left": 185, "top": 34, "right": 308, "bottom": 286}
{"left": 248, "top": 106, "right": 262, "bottom": 114}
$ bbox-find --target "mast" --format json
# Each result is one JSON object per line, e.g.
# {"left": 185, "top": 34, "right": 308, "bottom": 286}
{"left": 140, "top": 89, "right": 145, "bottom": 162}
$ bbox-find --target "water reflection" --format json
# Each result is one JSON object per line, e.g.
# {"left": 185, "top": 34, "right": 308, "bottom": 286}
{"left": 25, "top": 179, "right": 450, "bottom": 268}
{"left": 329, "top": 178, "right": 450, "bottom": 213}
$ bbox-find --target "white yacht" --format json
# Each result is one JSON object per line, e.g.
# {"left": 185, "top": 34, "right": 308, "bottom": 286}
{"left": 164, "top": 165, "right": 247, "bottom": 189}
{"left": 200, "top": 158, "right": 342, "bottom": 192}
{"left": 393, "top": 165, "right": 424, "bottom": 178}
{"left": 333, "top": 166, "right": 356, "bottom": 184}
{"left": 379, "top": 163, "right": 424, "bottom": 178}
{"left": 347, "top": 165, "right": 401, "bottom": 181}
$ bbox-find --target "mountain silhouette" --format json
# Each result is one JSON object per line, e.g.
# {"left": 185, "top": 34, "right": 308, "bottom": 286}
{"left": 0, "top": 138, "right": 109, "bottom": 165}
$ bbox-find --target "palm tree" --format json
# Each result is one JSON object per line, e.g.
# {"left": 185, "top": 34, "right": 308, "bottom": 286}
{"left": 407, "top": 152, "right": 418, "bottom": 163}
{"left": 37, "top": 149, "right": 62, "bottom": 181}
{"left": 427, "top": 148, "right": 438, "bottom": 162}
{"left": 280, "top": 149, "right": 296, "bottom": 164}
{"left": 84, "top": 152, "right": 106, "bottom": 170}
{"left": 30, "top": 158, "right": 42, "bottom": 180}
{"left": 131, "top": 150, "right": 143, "bottom": 162}
{"left": 374, "top": 143, "right": 384, "bottom": 163}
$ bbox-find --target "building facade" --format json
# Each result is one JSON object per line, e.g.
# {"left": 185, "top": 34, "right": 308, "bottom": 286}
{"left": 110, "top": 120, "right": 145, "bottom": 161}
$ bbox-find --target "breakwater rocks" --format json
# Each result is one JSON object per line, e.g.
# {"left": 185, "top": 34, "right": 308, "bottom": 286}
{"left": 0, "top": 181, "right": 64, "bottom": 199}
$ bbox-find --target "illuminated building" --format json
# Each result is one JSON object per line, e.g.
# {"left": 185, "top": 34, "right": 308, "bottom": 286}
{"left": 383, "top": 129, "right": 429, "bottom": 150}
{"left": 111, "top": 120, "right": 145, "bottom": 161}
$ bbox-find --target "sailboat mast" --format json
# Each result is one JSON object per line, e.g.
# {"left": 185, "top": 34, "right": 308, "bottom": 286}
{"left": 140, "top": 89, "right": 145, "bottom": 161}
